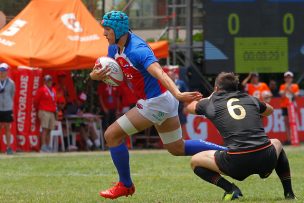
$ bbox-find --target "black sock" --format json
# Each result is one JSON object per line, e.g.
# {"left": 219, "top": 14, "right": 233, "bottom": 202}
{"left": 194, "top": 167, "right": 233, "bottom": 192}
{"left": 275, "top": 149, "right": 294, "bottom": 195}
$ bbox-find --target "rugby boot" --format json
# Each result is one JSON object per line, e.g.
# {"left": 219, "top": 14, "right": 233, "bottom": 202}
{"left": 285, "top": 191, "right": 296, "bottom": 200}
{"left": 99, "top": 182, "right": 135, "bottom": 199}
{"left": 222, "top": 183, "right": 243, "bottom": 201}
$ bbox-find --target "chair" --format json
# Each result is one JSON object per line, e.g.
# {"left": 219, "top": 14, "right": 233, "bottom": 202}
{"left": 50, "top": 121, "right": 65, "bottom": 152}
{"left": 92, "top": 121, "right": 105, "bottom": 150}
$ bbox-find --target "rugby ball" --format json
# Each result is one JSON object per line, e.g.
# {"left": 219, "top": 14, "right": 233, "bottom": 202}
{"left": 95, "top": 56, "right": 124, "bottom": 86}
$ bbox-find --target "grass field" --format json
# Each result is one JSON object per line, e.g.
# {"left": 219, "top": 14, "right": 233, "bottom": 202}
{"left": 0, "top": 146, "right": 303, "bottom": 203}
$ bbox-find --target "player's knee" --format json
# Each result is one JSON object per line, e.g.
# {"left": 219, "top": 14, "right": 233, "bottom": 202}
{"left": 104, "top": 125, "right": 122, "bottom": 145}
{"left": 190, "top": 154, "right": 201, "bottom": 169}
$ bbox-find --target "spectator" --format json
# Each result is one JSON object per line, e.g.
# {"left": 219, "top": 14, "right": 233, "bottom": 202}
{"left": 0, "top": 63, "right": 15, "bottom": 155}
{"left": 167, "top": 67, "right": 189, "bottom": 139}
{"left": 117, "top": 82, "right": 137, "bottom": 115}
{"left": 242, "top": 72, "right": 272, "bottom": 102}
{"left": 97, "top": 82, "right": 120, "bottom": 130}
{"left": 269, "top": 79, "right": 280, "bottom": 97}
{"left": 55, "top": 72, "right": 68, "bottom": 107}
{"left": 65, "top": 92, "right": 100, "bottom": 150}
{"left": 279, "top": 71, "right": 300, "bottom": 145}
{"left": 35, "top": 75, "right": 57, "bottom": 153}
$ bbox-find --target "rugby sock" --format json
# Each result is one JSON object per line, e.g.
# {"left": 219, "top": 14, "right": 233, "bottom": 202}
{"left": 184, "top": 140, "right": 227, "bottom": 156}
{"left": 275, "top": 149, "right": 294, "bottom": 195}
{"left": 194, "top": 167, "right": 233, "bottom": 192}
{"left": 109, "top": 143, "right": 133, "bottom": 187}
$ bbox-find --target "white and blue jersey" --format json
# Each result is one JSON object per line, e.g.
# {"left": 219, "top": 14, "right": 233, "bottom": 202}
{"left": 108, "top": 32, "right": 167, "bottom": 100}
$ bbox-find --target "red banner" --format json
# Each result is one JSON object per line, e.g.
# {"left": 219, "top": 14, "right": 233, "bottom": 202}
{"left": 9, "top": 67, "right": 42, "bottom": 152}
{"left": 186, "top": 97, "right": 304, "bottom": 145}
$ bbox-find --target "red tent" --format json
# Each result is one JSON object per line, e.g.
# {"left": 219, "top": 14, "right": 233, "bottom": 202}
{"left": 0, "top": 0, "right": 168, "bottom": 70}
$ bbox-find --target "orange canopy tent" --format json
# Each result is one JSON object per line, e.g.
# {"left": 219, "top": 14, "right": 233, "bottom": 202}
{"left": 0, "top": 0, "right": 168, "bottom": 70}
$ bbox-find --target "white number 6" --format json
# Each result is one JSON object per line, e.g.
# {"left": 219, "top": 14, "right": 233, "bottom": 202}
{"left": 227, "top": 98, "right": 246, "bottom": 120}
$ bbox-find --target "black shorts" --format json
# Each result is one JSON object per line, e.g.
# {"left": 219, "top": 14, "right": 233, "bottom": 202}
{"left": 281, "top": 108, "right": 288, "bottom": 116}
{"left": 214, "top": 144, "right": 277, "bottom": 181}
{"left": 0, "top": 111, "right": 13, "bottom": 123}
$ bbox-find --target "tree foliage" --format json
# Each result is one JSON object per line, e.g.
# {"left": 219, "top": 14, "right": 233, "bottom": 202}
{"left": 0, "top": 0, "right": 30, "bottom": 17}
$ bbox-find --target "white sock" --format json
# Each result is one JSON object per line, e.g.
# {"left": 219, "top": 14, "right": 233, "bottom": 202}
{"left": 86, "top": 139, "right": 93, "bottom": 147}
{"left": 94, "top": 139, "right": 100, "bottom": 147}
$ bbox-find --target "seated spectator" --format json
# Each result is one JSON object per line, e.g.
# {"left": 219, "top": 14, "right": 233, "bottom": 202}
{"left": 242, "top": 72, "right": 272, "bottom": 102}
{"left": 66, "top": 92, "right": 101, "bottom": 150}
{"left": 279, "top": 71, "right": 300, "bottom": 145}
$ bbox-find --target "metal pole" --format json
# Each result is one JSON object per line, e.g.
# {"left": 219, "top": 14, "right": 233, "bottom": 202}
{"left": 185, "top": 0, "right": 193, "bottom": 68}
{"left": 172, "top": 0, "right": 177, "bottom": 65}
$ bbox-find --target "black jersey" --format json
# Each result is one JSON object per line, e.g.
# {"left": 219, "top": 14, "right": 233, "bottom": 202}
{"left": 195, "top": 91, "right": 270, "bottom": 152}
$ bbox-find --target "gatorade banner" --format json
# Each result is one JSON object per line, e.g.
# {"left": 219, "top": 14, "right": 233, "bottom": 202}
{"left": 287, "top": 102, "right": 300, "bottom": 146}
{"left": 28, "top": 69, "right": 42, "bottom": 151}
{"left": 13, "top": 67, "right": 42, "bottom": 152}
{"left": 186, "top": 97, "right": 304, "bottom": 144}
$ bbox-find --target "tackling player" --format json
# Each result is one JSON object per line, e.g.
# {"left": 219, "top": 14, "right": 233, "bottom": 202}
{"left": 90, "top": 11, "right": 227, "bottom": 199}
{"left": 187, "top": 72, "right": 295, "bottom": 200}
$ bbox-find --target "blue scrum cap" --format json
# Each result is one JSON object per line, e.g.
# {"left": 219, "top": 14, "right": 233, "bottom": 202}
{"left": 102, "top": 11, "right": 129, "bottom": 42}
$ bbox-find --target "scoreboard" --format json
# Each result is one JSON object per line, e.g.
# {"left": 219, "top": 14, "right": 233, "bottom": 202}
{"left": 203, "top": 0, "right": 304, "bottom": 74}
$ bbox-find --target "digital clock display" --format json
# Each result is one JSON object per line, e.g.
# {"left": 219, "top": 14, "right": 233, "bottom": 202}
{"left": 203, "top": 0, "right": 304, "bottom": 74}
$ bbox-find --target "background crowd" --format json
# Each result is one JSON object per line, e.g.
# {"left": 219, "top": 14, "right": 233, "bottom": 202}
{"left": 0, "top": 61, "right": 302, "bottom": 154}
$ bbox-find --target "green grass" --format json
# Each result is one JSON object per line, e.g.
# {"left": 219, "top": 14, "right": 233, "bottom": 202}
{"left": 0, "top": 146, "right": 303, "bottom": 203}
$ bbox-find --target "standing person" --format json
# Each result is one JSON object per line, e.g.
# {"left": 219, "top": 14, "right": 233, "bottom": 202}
{"left": 34, "top": 75, "right": 57, "bottom": 153}
{"left": 97, "top": 82, "right": 121, "bottom": 130}
{"left": 269, "top": 79, "right": 280, "bottom": 98}
{"left": 279, "top": 71, "right": 300, "bottom": 145}
{"left": 187, "top": 72, "right": 295, "bottom": 200}
{"left": 0, "top": 63, "right": 15, "bottom": 155}
{"left": 90, "top": 10, "right": 226, "bottom": 199}
{"left": 242, "top": 72, "right": 272, "bottom": 102}
{"left": 167, "top": 67, "right": 189, "bottom": 139}
{"left": 117, "top": 81, "right": 137, "bottom": 115}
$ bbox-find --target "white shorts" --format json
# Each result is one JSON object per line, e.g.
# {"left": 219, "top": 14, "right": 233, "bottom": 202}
{"left": 136, "top": 91, "right": 179, "bottom": 125}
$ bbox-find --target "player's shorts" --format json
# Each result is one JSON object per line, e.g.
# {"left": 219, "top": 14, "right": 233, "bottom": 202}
{"left": 0, "top": 110, "right": 13, "bottom": 123}
{"left": 136, "top": 91, "right": 179, "bottom": 125}
{"left": 281, "top": 108, "right": 288, "bottom": 116}
{"left": 38, "top": 110, "right": 56, "bottom": 130}
{"left": 214, "top": 143, "right": 277, "bottom": 181}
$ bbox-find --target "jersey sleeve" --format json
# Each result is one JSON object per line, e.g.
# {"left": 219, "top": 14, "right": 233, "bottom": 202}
{"left": 195, "top": 98, "right": 209, "bottom": 115}
{"left": 107, "top": 45, "right": 117, "bottom": 58}
{"left": 293, "top": 84, "right": 300, "bottom": 94}
{"left": 131, "top": 46, "right": 158, "bottom": 69}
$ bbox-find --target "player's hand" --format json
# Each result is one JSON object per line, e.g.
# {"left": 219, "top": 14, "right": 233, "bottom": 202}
{"left": 90, "top": 64, "right": 111, "bottom": 81}
{"left": 176, "top": 91, "right": 202, "bottom": 102}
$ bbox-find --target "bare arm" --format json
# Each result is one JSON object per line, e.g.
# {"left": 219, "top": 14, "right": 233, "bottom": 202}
{"left": 261, "top": 102, "right": 273, "bottom": 117}
{"left": 241, "top": 73, "right": 252, "bottom": 87}
{"left": 185, "top": 100, "right": 199, "bottom": 114}
{"left": 147, "top": 62, "right": 202, "bottom": 102}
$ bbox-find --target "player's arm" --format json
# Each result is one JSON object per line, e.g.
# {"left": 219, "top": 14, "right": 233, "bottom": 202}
{"left": 259, "top": 100, "right": 273, "bottom": 117}
{"left": 185, "top": 100, "right": 199, "bottom": 114}
{"left": 147, "top": 62, "right": 202, "bottom": 102}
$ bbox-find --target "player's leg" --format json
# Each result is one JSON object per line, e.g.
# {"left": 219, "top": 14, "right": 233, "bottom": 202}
{"left": 155, "top": 116, "right": 227, "bottom": 156}
{"left": 4, "top": 122, "right": 13, "bottom": 154}
{"left": 270, "top": 139, "right": 296, "bottom": 199}
{"left": 190, "top": 151, "right": 242, "bottom": 200}
{"left": 100, "top": 107, "right": 153, "bottom": 199}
